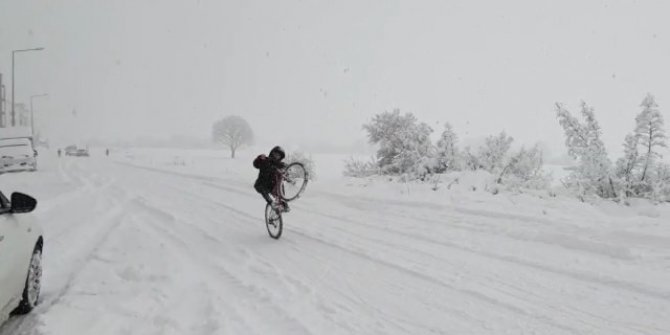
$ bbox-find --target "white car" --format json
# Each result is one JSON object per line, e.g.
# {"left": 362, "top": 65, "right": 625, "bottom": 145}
{"left": 64, "top": 145, "right": 78, "bottom": 156}
{"left": 0, "top": 191, "right": 42, "bottom": 326}
{"left": 0, "top": 138, "right": 38, "bottom": 173}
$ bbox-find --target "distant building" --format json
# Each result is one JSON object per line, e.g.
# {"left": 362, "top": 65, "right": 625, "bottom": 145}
{"left": 15, "top": 103, "right": 29, "bottom": 127}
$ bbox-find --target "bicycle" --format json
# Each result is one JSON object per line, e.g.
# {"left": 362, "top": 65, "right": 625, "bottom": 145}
{"left": 265, "top": 162, "right": 309, "bottom": 239}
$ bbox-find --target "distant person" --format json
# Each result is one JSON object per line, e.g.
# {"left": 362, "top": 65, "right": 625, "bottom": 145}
{"left": 105, "top": 148, "right": 110, "bottom": 156}
{"left": 253, "top": 146, "right": 289, "bottom": 212}
{"left": 57, "top": 149, "right": 62, "bottom": 157}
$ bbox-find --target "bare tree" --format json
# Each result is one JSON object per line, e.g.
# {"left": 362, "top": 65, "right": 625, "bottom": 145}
{"left": 212, "top": 115, "right": 254, "bottom": 158}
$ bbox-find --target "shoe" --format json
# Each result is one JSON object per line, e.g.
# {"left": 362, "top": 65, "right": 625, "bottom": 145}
{"left": 282, "top": 201, "right": 291, "bottom": 213}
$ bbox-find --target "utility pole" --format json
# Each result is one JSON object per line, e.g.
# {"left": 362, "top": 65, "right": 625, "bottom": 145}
{"left": 0, "top": 73, "right": 4, "bottom": 127}
{"left": 12, "top": 52, "right": 15, "bottom": 126}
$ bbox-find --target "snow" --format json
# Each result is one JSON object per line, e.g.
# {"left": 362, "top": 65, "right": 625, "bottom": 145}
{"left": 0, "top": 127, "right": 32, "bottom": 139}
{"left": 1, "top": 148, "right": 669, "bottom": 334}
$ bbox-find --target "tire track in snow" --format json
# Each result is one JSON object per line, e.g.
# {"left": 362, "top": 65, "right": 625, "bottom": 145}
{"left": 142, "top": 173, "right": 578, "bottom": 333}
{"left": 123, "top": 187, "right": 478, "bottom": 334}
{"left": 127, "top": 197, "right": 315, "bottom": 335}
{"left": 298, "top": 205, "right": 670, "bottom": 303}
{"left": 287, "top": 199, "right": 670, "bottom": 334}
{"left": 56, "top": 159, "right": 669, "bottom": 334}
{"left": 117, "top": 163, "right": 652, "bottom": 333}
{"left": 293, "top": 210, "right": 666, "bottom": 334}
{"left": 288, "top": 227, "right": 581, "bottom": 334}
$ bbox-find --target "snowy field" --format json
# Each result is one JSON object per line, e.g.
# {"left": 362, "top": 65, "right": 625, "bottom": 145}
{"left": 1, "top": 148, "right": 670, "bottom": 335}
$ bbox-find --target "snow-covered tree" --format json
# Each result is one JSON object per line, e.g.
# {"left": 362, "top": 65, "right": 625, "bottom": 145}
{"left": 343, "top": 156, "right": 379, "bottom": 177}
{"left": 463, "top": 146, "right": 482, "bottom": 171}
{"left": 650, "top": 162, "right": 670, "bottom": 202}
{"left": 212, "top": 116, "right": 254, "bottom": 158}
{"left": 498, "top": 144, "right": 549, "bottom": 188}
{"left": 615, "top": 134, "right": 641, "bottom": 197}
{"left": 556, "top": 102, "right": 616, "bottom": 198}
{"left": 478, "top": 131, "right": 514, "bottom": 172}
{"left": 635, "top": 93, "right": 667, "bottom": 183}
{"left": 434, "top": 123, "right": 461, "bottom": 173}
{"left": 363, "top": 109, "right": 433, "bottom": 175}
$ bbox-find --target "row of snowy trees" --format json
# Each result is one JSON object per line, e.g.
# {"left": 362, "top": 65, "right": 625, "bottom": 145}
{"left": 347, "top": 109, "right": 549, "bottom": 189}
{"left": 556, "top": 93, "right": 669, "bottom": 202}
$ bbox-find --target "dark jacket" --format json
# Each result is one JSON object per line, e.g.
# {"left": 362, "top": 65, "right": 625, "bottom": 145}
{"left": 253, "top": 154, "right": 286, "bottom": 192}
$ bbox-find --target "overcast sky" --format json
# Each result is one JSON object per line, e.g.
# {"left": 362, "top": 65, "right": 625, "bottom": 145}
{"left": 1, "top": 0, "right": 669, "bottom": 157}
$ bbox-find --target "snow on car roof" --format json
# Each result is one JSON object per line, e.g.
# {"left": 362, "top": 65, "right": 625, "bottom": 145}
{"left": 0, "top": 137, "right": 32, "bottom": 147}
{"left": 0, "top": 126, "right": 32, "bottom": 139}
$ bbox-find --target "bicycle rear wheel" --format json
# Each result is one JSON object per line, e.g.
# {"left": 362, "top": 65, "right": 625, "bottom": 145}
{"left": 281, "top": 162, "right": 308, "bottom": 202}
{"left": 265, "top": 203, "right": 283, "bottom": 239}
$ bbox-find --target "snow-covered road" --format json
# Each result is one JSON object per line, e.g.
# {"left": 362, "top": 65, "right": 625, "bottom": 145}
{"left": 1, "top": 152, "right": 669, "bottom": 334}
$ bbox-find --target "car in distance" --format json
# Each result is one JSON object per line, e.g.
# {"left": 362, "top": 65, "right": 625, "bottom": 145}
{"left": 0, "top": 190, "right": 42, "bottom": 326}
{"left": 64, "top": 146, "right": 89, "bottom": 157}
{"left": 73, "top": 149, "right": 90, "bottom": 157}
{"left": 64, "top": 145, "right": 78, "bottom": 156}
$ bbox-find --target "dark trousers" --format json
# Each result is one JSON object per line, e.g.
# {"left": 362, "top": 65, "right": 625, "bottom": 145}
{"left": 255, "top": 174, "right": 282, "bottom": 205}
{"left": 254, "top": 181, "right": 275, "bottom": 205}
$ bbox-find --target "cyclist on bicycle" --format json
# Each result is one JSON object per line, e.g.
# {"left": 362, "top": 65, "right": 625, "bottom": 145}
{"left": 253, "top": 146, "right": 290, "bottom": 212}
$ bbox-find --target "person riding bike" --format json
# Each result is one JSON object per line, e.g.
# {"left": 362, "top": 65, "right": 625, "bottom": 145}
{"left": 253, "top": 146, "right": 290, "bottom": 212}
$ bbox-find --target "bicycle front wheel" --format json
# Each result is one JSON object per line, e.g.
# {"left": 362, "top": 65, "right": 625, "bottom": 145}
{"left": 265, "top": 203, "right": 283, "bottom": 239}
{"left": 281, "top": 162, "right": 308, "bottom": 202}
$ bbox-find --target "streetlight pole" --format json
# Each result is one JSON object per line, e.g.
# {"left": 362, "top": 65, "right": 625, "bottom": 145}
{"left": 0, "top": 73, "right": 4, "bottom": 127}
{"left": 30, "top": 93, "right": 48, "bottom": 138}
{"left": 12, "top": 47, "right": 45, "bottom": 127}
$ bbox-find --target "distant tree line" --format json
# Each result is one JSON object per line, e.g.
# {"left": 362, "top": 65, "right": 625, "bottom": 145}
{"left": 349, "top": 93, "right": 670, "bottom": 203}
{"left": 346, "top": 109, "right": 549, "bottom": 190}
